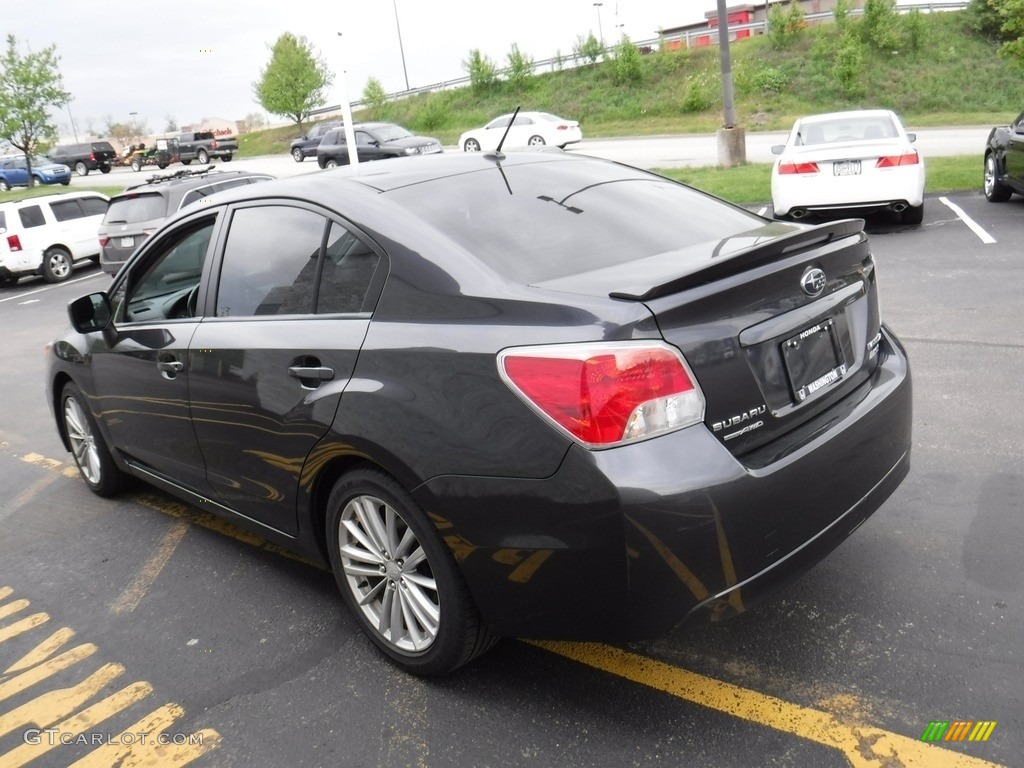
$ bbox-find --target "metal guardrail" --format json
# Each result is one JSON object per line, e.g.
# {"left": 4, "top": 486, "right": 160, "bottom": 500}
{"left": 309, "top": 1, "right": 968, "bottom": 117}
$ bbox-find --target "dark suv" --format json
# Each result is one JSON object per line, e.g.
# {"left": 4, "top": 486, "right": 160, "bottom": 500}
{"left": 316, "top": 122, "right": 443, "bottom": 168}
{"left": 47, "top": 141, "right": 117, "bottom": 176}
{"left": 97, "top": 167, "right": 273, "bottom": 275}
{"left": 289, "top": 121, "right": 341, "bottom": 162}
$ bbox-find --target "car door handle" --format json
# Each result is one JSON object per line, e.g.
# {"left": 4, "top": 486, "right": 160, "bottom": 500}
{"left": 157, "top": 360, "right": 184, "bottom": 373}
{"left": 288, "top": 365, "right": 335, "bottom": 383}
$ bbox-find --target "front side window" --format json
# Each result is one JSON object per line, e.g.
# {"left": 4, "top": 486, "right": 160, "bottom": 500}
{"left": 115, "top": 218, "right": 216, "bottom": 323}
{"left": 216, "top": 206, "right": 328, "bottom": 317}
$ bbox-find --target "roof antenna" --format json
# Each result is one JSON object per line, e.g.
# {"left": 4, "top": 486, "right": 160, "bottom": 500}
{"left": 485, "top": 106, "right": 520, "bottom": 162}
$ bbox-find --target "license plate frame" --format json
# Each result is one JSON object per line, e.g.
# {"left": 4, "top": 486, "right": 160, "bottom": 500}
{"left": 833, "top": 160, "right": 861, "bottom": 176}
{"left": 782, "top": 318, "right": 847, "bottom": 402}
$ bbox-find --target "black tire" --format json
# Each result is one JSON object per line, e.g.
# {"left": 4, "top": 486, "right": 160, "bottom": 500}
{"left": 325, "top": 468, "right": 496, "bottom": 675}
{"left": 181, "top": 159, "right": 192, "bottom": 165}
{"left": 0, "top": 276, "right": 16, "bottom": 288}
{"left": 901, "top": 203, "right": 924, "bottom": 226}
{"left": 42, "top": 247, "right": 73, "bottom": 283}
{"left": 984, "top": 153, "right": 1012, "bottom": 202}
{"left": 0, "top": 179, "right": 9, "bottom": 192}
{"left": 292, "top": 148, "right": 305, "bottom": 163}
{"left": 60, "top": 179, "right": 71, "bottom": 186}
{"left": 463, "top": 138, "right": 481, "bottom": 152}
{"left": 157, "top": 163, "right": 168, "bottom": 169}
{"left": 60, "top": 382, "right": 131, "bottom": 497}
{"left": 221, "top": 154, "right": 232, "bottom": 162}
{"left": 528, "top": 135, "right": 546, "bottom": 147}
{"left": 100, "top": 165, "right": 111, "bottom": 174}
{"left": 131, "top": 158, "right": 142, "bottom": 172}
{"left": 197, "top": 149, "right": 210, "bottom": 164}
{"left": 75, "top": 161, "right": 89, "bottom": 176}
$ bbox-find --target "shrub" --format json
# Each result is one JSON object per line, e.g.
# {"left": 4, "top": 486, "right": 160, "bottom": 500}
{"left": 463, "top": 49, "right": 498, "bottom": 92}
{"left": 574, "top": 33, "right": 604, "bottom": 64}
{"left": 613, "top": 37, "right": 644, "bottom": 84}
{"left": 413, "top": 95, "right": 449, "bottom": 131}
{"left": 506, "top": 44, "right": 534, "bottom": 88}
{"left": 834, "top": 32, "right": 865, "bottom": 96}
{"left": 362, "top": 77, "right": 388, "bottom": 111}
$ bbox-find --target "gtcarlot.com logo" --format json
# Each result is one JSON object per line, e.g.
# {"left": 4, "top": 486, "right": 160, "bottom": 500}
{"left": 920, "top": 720, "right": 997, "bottom": 742}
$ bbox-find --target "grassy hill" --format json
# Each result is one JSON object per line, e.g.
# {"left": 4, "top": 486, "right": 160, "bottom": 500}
{"left": 241, "top": 9, "right": 1023, "bottom": 157}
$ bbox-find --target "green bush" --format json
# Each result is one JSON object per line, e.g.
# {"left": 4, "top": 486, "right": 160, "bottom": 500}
{"left": 362, "top": 77, "right": 389, "bottom": 112}
{"left": 834, "top": 32, "right": 865, "bottom": 96}
{"left": 682, "top": 74, "right": 715, "bottom": 112}
{"left": 574, "top": 33, "right": 604, "bottom": 64}
{"left": 506, "top": 44, "right": 534, "bottom": 88}
{"left": 463, "top": 49, "right": 498, "bottom": 92}
{"left": 613, "top": 37, "right": 644, "bottom": 84}
{"left": 413, "top": 95, "right": 450, "bottom": 131}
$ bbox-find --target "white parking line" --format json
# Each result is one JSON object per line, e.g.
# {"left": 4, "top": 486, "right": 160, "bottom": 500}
{"left": 939, "top": 196, "right": 997, "bottom": 244}
{"left": 0, "top": 272, "right": 105, "bottom": 304}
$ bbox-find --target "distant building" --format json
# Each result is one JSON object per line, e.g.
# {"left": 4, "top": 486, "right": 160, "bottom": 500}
{"left": 659, "top": 1, "right": 845, "bottom": 49}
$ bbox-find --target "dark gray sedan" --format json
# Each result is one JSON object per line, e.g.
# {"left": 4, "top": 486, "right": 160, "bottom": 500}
{"left": 984, "top": 109, "right": 1024, "bottom": 202}
{"left": 46, "top": 151, "right": 911, "bottom": 675}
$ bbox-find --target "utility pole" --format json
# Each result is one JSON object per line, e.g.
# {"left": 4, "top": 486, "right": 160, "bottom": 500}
{"left": 392, "top": 0, "right": 410, "bottom": 92}
{"left": 593, "top": 2, "right": 604, "bottom": 45}
{"left": 715, "top": 0, "right": 746, "bottom": 167}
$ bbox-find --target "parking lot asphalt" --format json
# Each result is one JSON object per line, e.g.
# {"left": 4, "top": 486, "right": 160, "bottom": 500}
{"left": 0, "top": 191, "right": 1020, "bottom": 767}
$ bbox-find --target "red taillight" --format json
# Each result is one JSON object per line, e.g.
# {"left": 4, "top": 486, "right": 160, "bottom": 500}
{"left": 99, "top": 236, "right": 109, "bottom": 247}
{"left": 876, "top": 151, "right": 919, "bottom": 168}
{"left": 500, "top": 342, "right": 705, "bottom": 446}
{"left": 7, "top": 234, "right": 22, "bottom": 251}
{"left": 557, "top": 125, "right": 568, "bottom": 130}
{"left": 778, "top": 161, "right": 820, "bottom": 175}
{"left": 210, "top": 140, "right": 218, "bottom": 149}
{"left": 89, "top": 153, "right": 96, "bottom": 162}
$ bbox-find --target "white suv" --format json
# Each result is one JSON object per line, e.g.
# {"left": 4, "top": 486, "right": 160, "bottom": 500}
{"left": 0, "top": 191, "right": 109, "bottom": 286}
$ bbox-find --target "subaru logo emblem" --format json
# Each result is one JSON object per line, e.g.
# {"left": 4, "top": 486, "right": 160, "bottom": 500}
{"left": 801, "top": 267, "right": 826, "bottom": 297}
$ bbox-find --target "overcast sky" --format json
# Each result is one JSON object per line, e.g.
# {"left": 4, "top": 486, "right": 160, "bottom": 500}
{"left": 4, "top": 1, "right": 723, "bottom": 137}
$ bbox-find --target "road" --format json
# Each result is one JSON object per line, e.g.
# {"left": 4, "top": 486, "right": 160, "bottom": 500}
{"left": 61, "top": 124, "right": 992, "bottom": 190}
{"left": 0, "top": 190, "right": 1020, "bottom": 767}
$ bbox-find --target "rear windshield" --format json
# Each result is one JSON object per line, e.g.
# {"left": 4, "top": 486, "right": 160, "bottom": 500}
{"left": 104, "top": 193, "right": 167, "bottom": 224}
{"left": 387, "top": 159, "right": 761, "bottom": 284}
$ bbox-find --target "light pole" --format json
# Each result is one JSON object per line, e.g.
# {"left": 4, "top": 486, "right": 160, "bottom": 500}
{"left": 336, "top": 33, "right": 360, "bottom": 171}
{"left": 393, "top": 0, "right": 410, "bottom": 92}
{"left": 593, "top": 2, "right": 604, "bottom": 45}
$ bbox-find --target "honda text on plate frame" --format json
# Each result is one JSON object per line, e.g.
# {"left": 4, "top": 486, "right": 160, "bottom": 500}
{"left": 47, "top": 151, "right": 911, "bottom": 675}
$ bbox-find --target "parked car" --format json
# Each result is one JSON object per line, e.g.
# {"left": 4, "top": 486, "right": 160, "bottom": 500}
{"left": 459, "top": 111, "right": 583, "bottom": 152}
{"left": 0, "top": 191, "right": 108, "bottom": 285}
{"left": 290, "top": 121, "right": 341, "bottom": 162}
{"left": 771, "top": 109, "right": 925, "bottom": 225}
{"left": 97, "top": 167, "right": 273, "bottom": 275}
{"left": 47, "top": 151, "right": 912, "bottom": 675}
{"left": 177, "top": 131, "right": 238, "bottom": 165}
{"left": 983, "top": 109, "right": 1024, "bottom": 202}
{"left": 316, "top": 122, "right": 443, "bottom": 168}
{"left": 46, "top": 141, "right": 117, "bottom": 176}
{"left": 0, "top": 156, "right": 72, "bottom": 190}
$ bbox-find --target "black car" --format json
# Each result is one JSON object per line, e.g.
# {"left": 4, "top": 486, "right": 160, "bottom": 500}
{"left": 316, "top": 122, "right": 443, "bottom": 168}
{"left": 983, "top": 110, "right": 1024, "bottom": 202}
{"left": 97, "top": 167, "right": 274, "bottom": 275}
{"left": 47, "top": 151, "right": 912, "bottom": 676}
{"left": 290, "top": 120, "right": 341, "bottom": 162}
{"left": 47, "top": 141, "right": 117, "bottom": 176}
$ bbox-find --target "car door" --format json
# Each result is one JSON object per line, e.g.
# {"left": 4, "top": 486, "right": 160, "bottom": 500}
{"left": 355, "top": 129, "right": 385, "bottom": 161}
{"left": 3, "top": 159, "right": 29, "bottom": 186}
{"left": 87, "top": 212, "right": 220, "bottom": 493}
{"left": 48, "top": 197, "right": 108, "bottom": 259}
{"left": 1006, "top": 111, "right": 1024, "bottom": 187}
{"left": 507, "top": 114, "right": 535, "bottom": 147}
{"left": 187, "top": 202, "right": 383, "bottom": 536}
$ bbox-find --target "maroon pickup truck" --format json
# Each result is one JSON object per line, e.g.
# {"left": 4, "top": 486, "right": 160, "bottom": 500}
{"left": 177, "top": 131, "right": 238, "bottom": 165}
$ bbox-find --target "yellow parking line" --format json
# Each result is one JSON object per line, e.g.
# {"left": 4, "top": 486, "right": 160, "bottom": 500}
{"left": 111, "top": 520, "right": 190, "bottom": 615}
{"left": 530, "top": 642, "right": 1006, "bottom": 768}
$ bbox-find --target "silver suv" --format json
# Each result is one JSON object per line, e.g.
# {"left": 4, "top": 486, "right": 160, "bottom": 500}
{"left": 98, "top": 167, "right": 273, "bottom": 275}
{"left": 0, "top": 191, "right": 109, "bottom": 286}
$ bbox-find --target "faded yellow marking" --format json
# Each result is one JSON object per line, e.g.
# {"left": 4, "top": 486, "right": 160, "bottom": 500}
{"left": 0, "top": 613, "right": 50, "bottom": 644}
{"left": 530, "top": 642, "right": 1006, "bottom": 768}
{"left": 5, "top": 627, "right": 76, "bottom": 674}
{"left": 19, "top": 453, "right": 67, "bottom": 471}
{"left": 507, "top": 550, "right": 553, "bottom": 583}
{"left": 63, "top": 466, "right": 82, "bottom": 478}
{"left": 68, "top": 702, "right": 221, "bottom": 767}
{"left": 0, "top": 587, "right": 12, "bottom": 602}
{"left": 0, "top": 599, "right": 29, "bottom": 622}
{"left": 380, "top": 669, "right": 429, "bottom": 768}
{"left": 0, "top": 662, "right": 124, "bottom": 738}
{"left": 111, "top": 520, "right": 190, "bottom": 615}
{"left": 626, "top": 516, "right": 710, "bottom": 601}
{"left": 9, "top": 472, "right": 61, "bottom": 510}
{"left": 711, "top": 503, "right": 744, "bottom": 615}
{"left": 0, "top": 680, "right": 153, "bottom": 768}
{"left": 442, "top": 534, "right": 478, "bottom": 562}
{"left": 0, "top": 644, "right": 97, "bottom": 703}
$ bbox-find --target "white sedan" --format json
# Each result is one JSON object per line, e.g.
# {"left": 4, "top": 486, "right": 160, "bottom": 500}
{"left": 459, "top": 111, "right": 582, "bottom": 152}
{"left": 771, "top": 109, "right": 925, "bottom": 225}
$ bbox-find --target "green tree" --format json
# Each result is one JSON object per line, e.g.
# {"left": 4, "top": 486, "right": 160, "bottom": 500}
{"left": 362, "top": 77, "right": 389, "bottom": 111}
{"left": 0, "top": 34, "right": 70, "bottom": 188}
{"left": 992, "top": 0, "right": 1024, "bottom": 62}
{"left": 505, "top": 44, "right": 534, "bottom": 88}
{"left": 767, "top": 0, "right": 806, "bottom": 49}
{"left": 574, "top": 33, "right": 604, "bottom": 64}
{"left": 463, "top": 49, "right": 498, "bottom": 92}
{"left": 613, "top": 36, "right": 644, "bottom": 84}
{"left": 253, "top": 33, "right": 334, "bottom": 127}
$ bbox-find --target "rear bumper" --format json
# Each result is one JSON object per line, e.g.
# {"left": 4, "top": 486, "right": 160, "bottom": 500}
{"left": 416, "top": 327, "right": 911, "bottom": 640}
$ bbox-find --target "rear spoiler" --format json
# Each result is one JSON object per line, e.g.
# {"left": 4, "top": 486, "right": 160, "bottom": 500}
{"left": 609, "top": 218, "right": 865, "bottom": 301}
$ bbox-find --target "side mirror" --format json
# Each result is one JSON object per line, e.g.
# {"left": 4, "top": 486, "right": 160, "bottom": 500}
{"left": 69, "top": 292, "right": 112, "bottom": 334}
{"left": 771, "top": 145, "right": 785, "bottom": 155}
{"left": 906, "top": 133, "right": 916, "bottom": 143}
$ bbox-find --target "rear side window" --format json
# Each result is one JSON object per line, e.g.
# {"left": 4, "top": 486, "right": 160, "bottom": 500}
{"left": 216, "top": 206, "right": 327, "bottom": 317}
{"left": 318, "top": 223, "right": 380, "bottom": 314}
{"left": 50, "top": 200, "right": 85, "bottom": 222}
{"left": 0, "top": 212, "right": 6, "bottom": 230}
{"left": 79, "top": 197, "right": 109, "bottom": 217}
{"left": 104, "top": 194, "right": 167, "bottom": 224}
{"left": 18, "top": 205, "right": 45, "bottom": 228}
